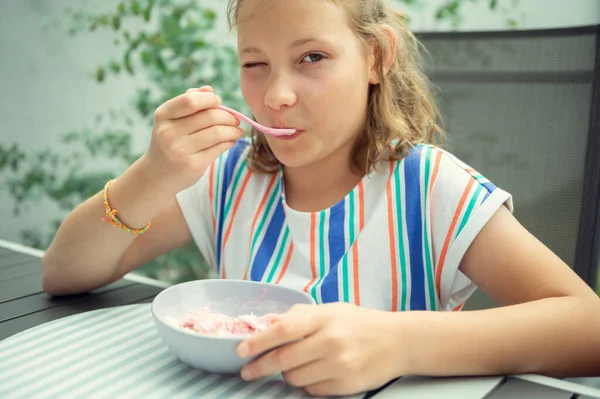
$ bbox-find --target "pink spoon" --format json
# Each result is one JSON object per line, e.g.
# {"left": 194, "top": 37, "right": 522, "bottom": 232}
{"left": 219, "top": 105, "right": 297, "bottom": 137}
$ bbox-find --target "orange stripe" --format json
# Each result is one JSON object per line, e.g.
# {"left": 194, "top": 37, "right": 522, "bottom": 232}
{"left": 387, "top": 163, "right": 399, "bottom": 311}
{"left": 352, "top": 181, "right": 365, "bottom": 306}
{"left": 453, "top": 302, "right": 465, "bottom": 311}
{"left": 428, "top": 150, "right": 443, "bottom": 197}
{"left": 435, "top": 178, "right": 476, "bottom": 294}
{"left": 303, "top": 213, "right": 318, "bottom": 293}
{"left": 243, "top": 174, "right": 278, "bottom": 280}
{"left": 208, "top": 162, "right": 216, "bottom": 233}
{"left": 222, "top": 170, "right": 253, "bottom": 279}
{"left": 275, "top": 242, "right": 294, "bottom": 284}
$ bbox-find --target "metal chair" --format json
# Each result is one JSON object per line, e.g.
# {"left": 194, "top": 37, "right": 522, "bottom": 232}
{"left": 417, "top": 25, "right": 600, "bottom": 309}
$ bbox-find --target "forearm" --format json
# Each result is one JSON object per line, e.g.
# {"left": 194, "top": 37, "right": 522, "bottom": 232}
{"left": 393, "top": 296, "right": 600, "bottom": 378}
{"left": 42, "top": 155, "right": 173, "bottom": 295}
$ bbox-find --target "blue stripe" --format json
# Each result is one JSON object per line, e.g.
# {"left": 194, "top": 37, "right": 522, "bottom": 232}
{"left": 481, "top": 182, "right": 496, "bottom": 203}
{"left": 404, "top": 146, "right": 427, "bottom": 310}
{"left": 215, "top": 140, "right": 248, "bottom": 269}
{"left": 250, "top": 200, "right": 286, "bottom": 282}
{"left": 320, "top": 199, "right": 345, "bottom": 303}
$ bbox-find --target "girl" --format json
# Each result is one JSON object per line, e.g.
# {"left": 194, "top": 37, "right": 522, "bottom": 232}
{"left": 42, "top": 0, "right": 600, "bottom": 396}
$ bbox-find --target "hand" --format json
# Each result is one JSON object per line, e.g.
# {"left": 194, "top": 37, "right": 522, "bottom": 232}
{"left": 237, "top": 303, "right": 404, "bottom": 397}
{"left": 142, "top": 86, "right": 244, "bottom": 195}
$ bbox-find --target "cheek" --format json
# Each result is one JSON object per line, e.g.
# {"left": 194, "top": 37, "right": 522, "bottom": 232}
{"left": 240, "top": 75, "right": 264, "bottom": 109}
{"left": 311, "top": 66, "right": 370, "bottom": 127}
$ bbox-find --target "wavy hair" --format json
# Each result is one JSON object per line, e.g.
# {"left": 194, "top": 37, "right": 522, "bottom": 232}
{"left": 227, "top": 0, "right": 444, "bottom": 174}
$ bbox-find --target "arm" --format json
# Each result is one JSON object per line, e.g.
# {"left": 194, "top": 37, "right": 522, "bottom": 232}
{"left": 395, "top": 205, "right": 600, "bottom": 377}
{"left": 236, "top": 206, "right": 600, "bottom": 397}
{"left": 41, "top": 159, "right": 191, "bottom": 296}
{"left": 42, "top": 87, "right": 243, "bottom": 295}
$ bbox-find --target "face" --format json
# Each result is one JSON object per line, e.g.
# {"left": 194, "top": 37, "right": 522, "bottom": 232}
{"left": 237, "top": 0, "right": 377, "bottom": 171}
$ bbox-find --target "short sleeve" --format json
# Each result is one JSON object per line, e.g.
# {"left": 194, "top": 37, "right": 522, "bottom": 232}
{"left": 427, "top": 146, "right": 513, "bottom": 311}
{"left": 176, "top": 163, "right": 218, "bottom": 273}
{"left": 175, "top": 139, "right": 251, "bottom": 274}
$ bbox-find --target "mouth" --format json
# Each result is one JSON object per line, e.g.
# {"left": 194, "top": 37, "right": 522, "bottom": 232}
{"left": 272, "top": 128, "right": 304, "bottom": 140}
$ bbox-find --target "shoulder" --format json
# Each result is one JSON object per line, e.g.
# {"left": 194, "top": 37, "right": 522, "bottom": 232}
{"left": 394, "top": 144, "right": 502, "bottom": 198}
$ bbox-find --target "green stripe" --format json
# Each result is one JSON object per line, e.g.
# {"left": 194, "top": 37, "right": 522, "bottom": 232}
{"left": 422, "top": 147, "right": 437, "bottom": 310}
{"left": 0, "top": 306, "right": 135, "bottom": 362}
{"left": 310, "top": 211, "right": 327, "bottom": 301}
{"left": 80, "top": 352, "right": 176, "bottom": 398}
{"left": 127, "top": 364, "right": 198, "bottom": 397}
{"left": 341, "top": 192, "right": 355, "bottom": 303}
{"left": 266, "top": 227, "right": 289, "bottom": 283}
{"left": 2, "top": 333, "right": 162, "bottom": 397}
{"left": 158, "top": 370, "right": 214, "bottom": 397}
{"left": 456, "top": 185, "right": 483, "bottom": 238}
{"left": 394, "top": 163, "right": 408, "bottom": 311}
{"left": 222, "top": 159, "right": 247, "bottom": 223}
{"left": 214, "top": 155, "right": 223, "bottom": 227}
{"left": 230, "top": 380, "right": 282, "bottom": 398}
{"left": 187, "top": 375, "right": 232, "bottom": 397}
{"left": 0, "top": 307, "right": 148, "bottom": 372}
{"left": 248, "top": 181, "right": 281, "bottom": 269}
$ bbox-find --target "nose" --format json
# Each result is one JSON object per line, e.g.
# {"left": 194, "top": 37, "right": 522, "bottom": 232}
{"left": 264, "top": 72, "right": 297, "bottom": 111}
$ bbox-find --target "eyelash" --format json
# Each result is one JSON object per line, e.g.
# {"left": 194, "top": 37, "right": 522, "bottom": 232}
{"left": 242, "top": 52, "right": 327, "bottom": 69}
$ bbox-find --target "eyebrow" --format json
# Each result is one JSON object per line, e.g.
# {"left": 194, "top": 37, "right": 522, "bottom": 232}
{"left": 240, "top": 38, "right": 325, "bottom": 55}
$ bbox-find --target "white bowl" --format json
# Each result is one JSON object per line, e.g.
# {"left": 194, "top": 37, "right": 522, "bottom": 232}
{"left": 151, "top": 279, "right": 316, "bottom": 374}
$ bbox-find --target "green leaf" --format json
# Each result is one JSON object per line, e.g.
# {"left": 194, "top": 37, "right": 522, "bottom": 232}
{"left": 204, "top": 9, "right": 216, "bottom": 22}
{"left": 95, "top": 66, "right": 106, "bottom": 82}
{"left": 140, "top": 50, "right": 153, "bottom": 66}
{"left": 489, "top": 0, "right": 498, "bottom": 9}
{"left": 124, "top": 50, "right": 134, "bottom": 74}
{"left": 131, "top": 0, "right": 141, "bottom": 15}
{"left": 109, "top": 61, "right": 121, "bottom": 74}
{"left": 111, "top": 15, "right": 121, "bottom": 30}
{"left": 97, "top": 14, "right": 110, "bottom": 26}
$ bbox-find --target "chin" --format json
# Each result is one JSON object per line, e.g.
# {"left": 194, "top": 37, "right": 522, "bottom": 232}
{"left": 267, "top": 146, "right": 314, "bottom": 170}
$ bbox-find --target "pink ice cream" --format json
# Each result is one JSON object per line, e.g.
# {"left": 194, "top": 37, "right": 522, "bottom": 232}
{"left": 180, "top": 307, "right": 277, "bottom": 336}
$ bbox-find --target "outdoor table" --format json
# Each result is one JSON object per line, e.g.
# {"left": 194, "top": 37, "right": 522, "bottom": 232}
{"left": 1, "top": 240, "right": 599, "bottom": 398}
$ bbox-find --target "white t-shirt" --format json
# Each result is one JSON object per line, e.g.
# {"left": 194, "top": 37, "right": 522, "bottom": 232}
{"left": 176, "top": 139, "right": 513, "bottom": 312}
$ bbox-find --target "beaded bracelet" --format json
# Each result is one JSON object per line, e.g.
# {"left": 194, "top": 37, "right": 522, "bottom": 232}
{"left": 101, "top": 179, "right": 151, "bottom": 235}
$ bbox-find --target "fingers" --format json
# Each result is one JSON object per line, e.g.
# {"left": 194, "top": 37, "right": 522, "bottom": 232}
{"left": 155, "top": 89, "right": 221, "bottom": 121}
{"left": 175, "top": 108, "right": 241, "bottom": 136}
{"left": 186, "top": 86, "right": 214, "bottom": 93}
{"left": 304, "top": 379, "right": 361, "bottom": 398}
{"left": 281, "top": 360, "right": 334, "bottom": 389}
{"left": 191, "top": 140, "right": 236, "bottom": 169}
{"left": 240, "top": 331, "right": 325, "bottom": 380}
{"left": 237, "top": 304, "right": 322, "bottom": 360}
{"left": 185, "top": 125, "right": 245, "bottom": 153}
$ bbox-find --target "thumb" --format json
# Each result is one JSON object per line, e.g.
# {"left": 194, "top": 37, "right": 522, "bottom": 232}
{"left": 186, "top": 85, "right": 214, "bottom": 93}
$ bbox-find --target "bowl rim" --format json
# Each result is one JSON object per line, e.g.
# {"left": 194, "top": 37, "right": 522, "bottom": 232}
{"left": 151, "top": 279, "right": 316, "bottom": 341}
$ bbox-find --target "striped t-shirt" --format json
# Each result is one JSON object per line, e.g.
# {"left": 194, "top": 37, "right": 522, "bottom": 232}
{"left": 176, "top": 139, "right": 513, "bottom": 312}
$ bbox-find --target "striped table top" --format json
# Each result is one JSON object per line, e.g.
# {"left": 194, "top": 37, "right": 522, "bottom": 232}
{"left": 0, "top": 304, "right": 361, "bottom": 399}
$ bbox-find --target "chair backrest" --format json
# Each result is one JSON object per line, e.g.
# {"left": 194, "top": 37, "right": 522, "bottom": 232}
{"left": 417, "top": 25, "right": 600, "bottom": 307}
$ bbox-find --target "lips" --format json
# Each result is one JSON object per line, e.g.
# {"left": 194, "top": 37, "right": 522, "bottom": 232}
{"left": 275, "top": 129, "right": 304, "bottom": 140}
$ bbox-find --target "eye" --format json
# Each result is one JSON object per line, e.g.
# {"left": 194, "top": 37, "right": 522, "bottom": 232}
{"left": 301, "top": 53, "right": 325, "bottom": 63}
{"left": 243, "top": 62, "right": 266, "bottom": 69}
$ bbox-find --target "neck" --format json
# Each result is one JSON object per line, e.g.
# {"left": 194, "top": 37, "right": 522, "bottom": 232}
{"left": 283, "top": 145, "right": 364, "bottom": 213}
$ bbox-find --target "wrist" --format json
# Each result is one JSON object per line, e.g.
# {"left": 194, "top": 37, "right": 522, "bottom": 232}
{"left": 107, "top": 157, "right": 174, "bottom": 228}
{"left": 385, "top": 310, "right": 420, "bottom": 378}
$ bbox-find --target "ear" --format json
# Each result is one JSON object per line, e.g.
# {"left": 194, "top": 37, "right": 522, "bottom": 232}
{"left": 368, "top": 27, "right": 397, "bottom": 85}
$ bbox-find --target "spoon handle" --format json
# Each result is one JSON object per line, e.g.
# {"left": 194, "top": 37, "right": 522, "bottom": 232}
{"left": 218, "top": 105, "right": 296, "bottom": 137}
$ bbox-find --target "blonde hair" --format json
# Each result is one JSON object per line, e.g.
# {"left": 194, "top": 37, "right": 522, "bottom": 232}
{"left": 227, "top": 0, "right": 444, "bottom": 174}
